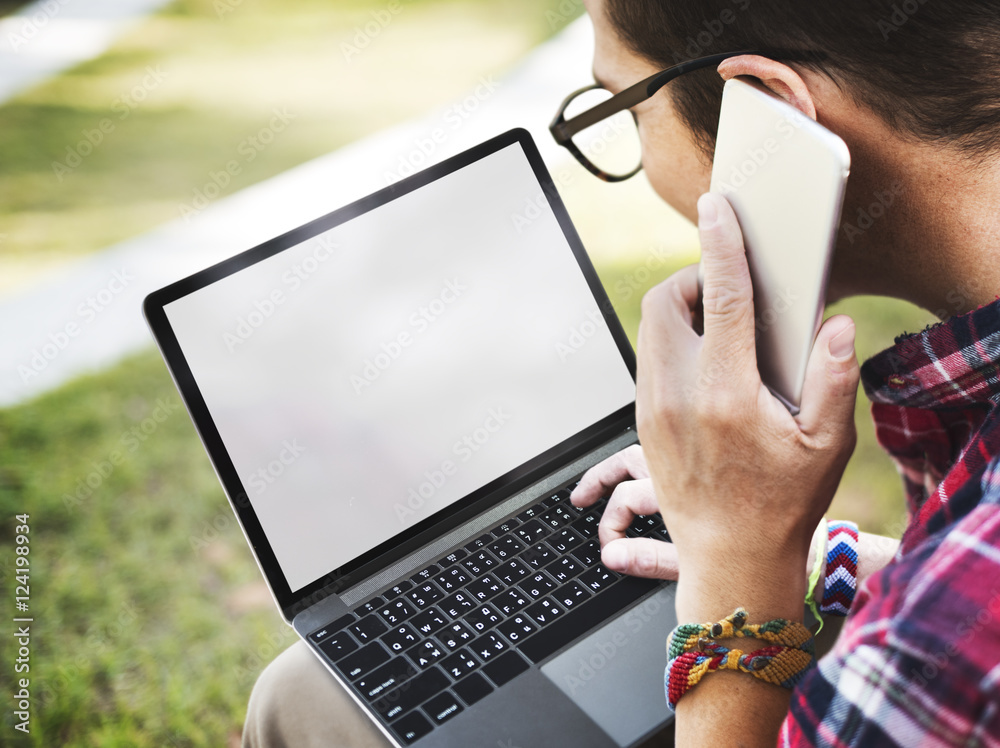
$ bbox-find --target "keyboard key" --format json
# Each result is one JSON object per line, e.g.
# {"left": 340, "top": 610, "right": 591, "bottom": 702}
{"left": 462, "top": 549, "right": 499, "bottom": 576}
{"left": 525, "top": 597, "right": 565, "bottom": 627}
{"left": 453, "top": 671, "right": 494, "bottom": 706}
{"left": 383, "top": 623, "right": 420, "bottom": 653}
{"left": 467, "top": 574, "right": 504, "bottom": 602}
{"left": 385, "top": 581, "right": 413, "bottom": 599}
{"left": 549, "top": 527, "right": 585, "bottom": 554}
{"left": 521, "top": 577, "right": 659, "bottom": 664}
{"left": 496, "top": 613, "right": 536, "bottom": 644}
{"left": 350, "top": 615, "right": 388, "bottom": 644}
{"left": 424, "top": 691, "right": 464, "bottom": 725}
{"left": 490, "top": 518, "right": 520, "bottom": 535}
{"left": 626, "top": 515, "right": 661, "bottom": 538}
{"left": 436, "top": 566, "right": 469, "bottom": 593}
{"left": 470, "top": 631, "right": 508, "bottom": 662}
{"left": 554, "top": 580, "right": 592, "bottom": 610}
{"left": 406, "top": 640, "right": 447, "bottom": 669}
{"left": 407, "top": 581, "right": 444, "bottom": 609}
{"left": 541, "top": 491, "right": 568, "bottom": 508}
{"left": 339, "top": 641, "right": 391, "bottom": 680}
{"left": 358, "top": 597, "right": 385, "bottom": 616}
{"left": 440, "top": 649, "right": 479, "bottom": 679}
{"left": 440, "top": 591, "right": 476, "bottom": 619}
{"left": 439, "top": 549, "right": 467, "bottom": 568}
{"left": 548, "top": 556, "right": 583, "bottom": 585}
{"left": 486, "top": 535, "right": 524, "bottom": 561}
{"left": 309, "top": 614, "right": 355, "bottom": 644}
{"left": 654, "top": 527, "right": 672, "bottom": 543}
{"left": 578, "top": 564, "right": 620, "bottom": 593}
{"left": 379, "top": 599, "right": 416, "bottom": 626}
{"left": 493, "top": 588, "right": 531, "bottom": 616}
{"left": 494, "top": 559, "right": 531, "bottom": 587}
{"left": 572, "top": 539, "right": 602, "bottom": 567}
{"left": 392, "top": 711, "right": 432, "bottom": 745}
{"left": 521, "top": 542, "right": 556, "bottom": 570}
{"left": 516, "top": 503, "right": 545, "bottom": 523}
{"left": 482, "top": 650, "right": 530, "bottom": 687}
{"left": 463, "top": 533, "right": 494, "bottom": 553}
{"left": 438, "top": 621, "right": 475, "bottom": 650}
{"left": 537, "top": 506, "right": 574, "bottom": 531}
{"left": 318, "top": 630, "right": 359, "bottom": 661}
{"left": 466, "top": 604, "right": 503, "bottom": 634}
{"left": 373, "top": 667, "right": 450, "bottom": 721}
{"left": 514, "top": 519, "right": 549, "bottom": 545}
{"left": 521, "top": 571, "right": 557, "bottom": 599}
{"left": 571, "top": 512, "right": 601, "bottom": 539}
{"left": 409, "top": 564, "right": 441, "bottom": 584}
{"left": 356, "top": 657, "right": 417, "bottom": 700}
{"left": 410, "top": 608, "right": 449, "bottom": 637}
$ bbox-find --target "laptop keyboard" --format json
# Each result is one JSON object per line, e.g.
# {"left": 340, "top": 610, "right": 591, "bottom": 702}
{"left": 308, "top": 479, "right": 670, "bottom": 745}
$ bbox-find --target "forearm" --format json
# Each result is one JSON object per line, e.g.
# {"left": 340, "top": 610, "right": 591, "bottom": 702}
{"left": 670, "top": 528, "right": 900, "bottom": 746}
{"left": 673, "top": 546, "right": 809, "bottom": 747}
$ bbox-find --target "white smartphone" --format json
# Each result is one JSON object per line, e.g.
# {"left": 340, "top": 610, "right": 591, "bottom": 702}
{"left": 707, "top": 77, "right": 851, "bottom": 414}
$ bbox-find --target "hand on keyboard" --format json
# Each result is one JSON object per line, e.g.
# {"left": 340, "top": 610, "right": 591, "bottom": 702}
{"left": 570, "top": 445, "right": 678, "bottom": 581}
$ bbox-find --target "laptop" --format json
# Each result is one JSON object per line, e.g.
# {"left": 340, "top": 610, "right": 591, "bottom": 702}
{"left": 144, "top": 128, "right": 677, "bottom": 747}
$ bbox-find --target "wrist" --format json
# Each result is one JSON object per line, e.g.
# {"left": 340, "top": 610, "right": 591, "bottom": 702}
{"left": 675, "top": 555, "right": 808, "bottom": 625}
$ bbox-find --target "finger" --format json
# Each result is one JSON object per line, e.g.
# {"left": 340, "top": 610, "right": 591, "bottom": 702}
{"left": 797, "top": 314, "right": 860, "bottom": 443}
{"left": 571, "top": 445, "right": 649, "bottom": 507}
{"left": 696, "top": 192, "right": 757, "bottom": 375}
{"left": 601, "top": 537, "right": 679, "bottom": 580}
{"left": 597, "top": 479, "right": 660, "bottom": 547}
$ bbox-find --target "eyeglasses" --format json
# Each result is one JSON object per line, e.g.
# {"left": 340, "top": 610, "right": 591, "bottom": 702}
{"left": 550, "top": 50, "right": 816, "bottom": 182}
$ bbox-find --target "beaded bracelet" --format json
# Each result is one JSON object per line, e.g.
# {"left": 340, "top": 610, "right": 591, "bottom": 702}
{"left": 665, "top": 608, "right": 815, "bottom": 710}
{"left": 820, "top": 521, "right": 859, "bottom": 616}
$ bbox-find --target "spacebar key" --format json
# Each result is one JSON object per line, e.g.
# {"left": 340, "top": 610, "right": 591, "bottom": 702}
{"left": 520, "top": 576, "right": 659, "bottom": 664}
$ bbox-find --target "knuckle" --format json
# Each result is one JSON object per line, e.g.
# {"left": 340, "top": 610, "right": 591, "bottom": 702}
{"left": 633, "top": 546, "right": 662, "bottom": 578}
{"left": 701, "top": 277, "right": 750, "bottom": 320}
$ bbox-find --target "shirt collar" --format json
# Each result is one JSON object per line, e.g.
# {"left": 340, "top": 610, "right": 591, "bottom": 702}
{"left": 861, "top": 298, "right": 1000, "bottom": 410}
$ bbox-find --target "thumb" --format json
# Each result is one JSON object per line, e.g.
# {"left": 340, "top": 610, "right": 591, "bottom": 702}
{"left": 797, "top": 314, "right": 860, "bottom": 440}
{"left": 601, "top": 538, "right": 679, "bottom": 580}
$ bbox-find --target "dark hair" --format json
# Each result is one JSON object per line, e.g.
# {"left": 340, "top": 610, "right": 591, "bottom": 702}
{"left": 605, "top": 0, "right": 1000, "bottom": 158}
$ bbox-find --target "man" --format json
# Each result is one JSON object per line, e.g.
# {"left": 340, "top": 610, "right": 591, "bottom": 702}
{"left": 244, "top": 1, "right": 1000, "bottom": 745}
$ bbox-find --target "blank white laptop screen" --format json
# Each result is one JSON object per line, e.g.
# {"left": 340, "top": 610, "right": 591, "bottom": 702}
{"left": 163, "top": 142, "right": 636, "bottom": 592}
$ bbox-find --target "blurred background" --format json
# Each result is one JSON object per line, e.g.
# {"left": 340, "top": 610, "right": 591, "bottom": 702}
{"left": 0, "top": 0, "right": 936, "bottom": 744}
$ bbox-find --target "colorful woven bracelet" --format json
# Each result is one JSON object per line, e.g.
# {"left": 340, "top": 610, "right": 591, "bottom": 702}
{"left": 667, "top": 607, "right": 814, "bottom": 660}
{"left": 820, "top": 521, "right": 859, "bottom": 616}
{"left": 666, "top": 641, "right": 815, "bottom": 710}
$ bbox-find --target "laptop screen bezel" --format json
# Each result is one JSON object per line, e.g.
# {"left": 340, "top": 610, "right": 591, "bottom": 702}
{"left": 143, "top": 128, "right": 638, "bottom": 619}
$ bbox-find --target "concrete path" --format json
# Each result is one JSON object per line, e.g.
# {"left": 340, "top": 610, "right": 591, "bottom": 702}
{"left": 0, "top": 0, "right": 175, "bottom": 103}
{"left": 0, "top": 17, "right": 597, "bottom": 405}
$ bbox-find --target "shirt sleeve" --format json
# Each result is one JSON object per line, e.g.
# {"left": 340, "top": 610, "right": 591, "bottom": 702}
{"left": 780, "top": 477, "right": 1000, "bottom": 747}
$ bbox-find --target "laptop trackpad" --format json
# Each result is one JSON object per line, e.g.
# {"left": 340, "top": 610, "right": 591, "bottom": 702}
{"left": 540, "top": 584, "right": 677, "bottom": 746}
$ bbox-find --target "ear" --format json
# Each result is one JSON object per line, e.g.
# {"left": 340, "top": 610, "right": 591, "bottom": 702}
{"left": 717, "top": 55, "right": 817, "bottom": 121}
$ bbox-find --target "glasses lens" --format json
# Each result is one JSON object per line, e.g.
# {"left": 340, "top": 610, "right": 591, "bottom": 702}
{"left": 563, "top": 87, "right": 642, "bottom": 179}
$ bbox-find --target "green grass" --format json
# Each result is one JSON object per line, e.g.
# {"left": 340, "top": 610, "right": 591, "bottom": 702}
{"left": 0, "top": 352, "right": 281, "bottom": 746}
{"left": 0, "top": 0, "right": 582, "bottom": 291}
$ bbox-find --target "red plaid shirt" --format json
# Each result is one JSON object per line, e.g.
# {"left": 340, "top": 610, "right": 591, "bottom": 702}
{"left": 782, "top": 299, "right": 1000, "bottom": 746}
